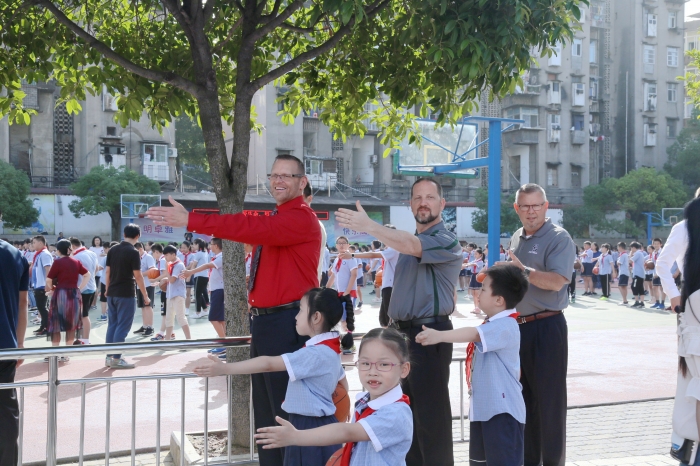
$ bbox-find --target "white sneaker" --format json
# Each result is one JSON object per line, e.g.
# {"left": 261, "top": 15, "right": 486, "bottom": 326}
{"left": 110, "top": 358, "right": 135, "bottom": 369}
{"left": 193, "top": 313, "right": 206, "bottom": 319}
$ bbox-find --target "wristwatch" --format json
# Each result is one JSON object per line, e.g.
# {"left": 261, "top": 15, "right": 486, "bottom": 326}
{"left": 523, "top": 266, "right": 534, "bottom": 278}
{"left": 351, "top": 253, "right": 355, "bottom": 258}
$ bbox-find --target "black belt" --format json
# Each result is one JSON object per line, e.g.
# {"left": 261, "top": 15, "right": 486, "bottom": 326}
{"left": 250, "top": 301, "right": 300, "bottom": 316}
{"left": 516, "top": 310, "right": 562, "bottom": 325}
{"left": 393, "top": 315, "right": 450, "bottom": 330}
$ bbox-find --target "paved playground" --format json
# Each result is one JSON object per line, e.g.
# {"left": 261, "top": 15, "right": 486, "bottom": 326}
{"left": 15, "top": 280, "right": 679, "bottom": 464}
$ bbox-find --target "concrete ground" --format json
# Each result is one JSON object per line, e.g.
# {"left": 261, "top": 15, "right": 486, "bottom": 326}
{"left": 15, "top": 279, "right": 680, "bottom": 464}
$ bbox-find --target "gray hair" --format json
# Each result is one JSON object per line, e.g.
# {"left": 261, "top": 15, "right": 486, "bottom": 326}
{"left": 515, "top": 183, "right": 548, "bottom": 203}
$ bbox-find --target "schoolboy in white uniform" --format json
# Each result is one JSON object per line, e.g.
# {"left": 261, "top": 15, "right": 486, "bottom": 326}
{"left": 616, "top": 242, "right": 630, "bottom": 305}
{"left": 134, "top": 242, "right": 156, "bottom": 337}
{"left": 629, "top": 242, "right": 647, "bottom": 308}
{"left": 160, "top": 245, "right": 191, "bottom": 340}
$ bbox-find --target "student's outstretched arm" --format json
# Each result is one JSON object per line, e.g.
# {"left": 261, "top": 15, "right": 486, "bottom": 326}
{"left": 415, "top": 325, "right": 480, "bottom": 345}
{"left": 255, "top": 416, "right": 369, "bottom": 449}
{"left": 194, "top": 355, "right": 286, "bottom": 377}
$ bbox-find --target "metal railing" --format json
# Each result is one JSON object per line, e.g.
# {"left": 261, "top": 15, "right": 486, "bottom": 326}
{"left": 0, "top": 338, "right": 253, "bottom": 466}
{"left": 0, "top": 339, "right": 472, "bottom": 466}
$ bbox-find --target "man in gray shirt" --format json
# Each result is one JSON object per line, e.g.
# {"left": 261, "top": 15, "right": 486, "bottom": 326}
{"left": 336, "top": 177, "right": 462, "bottom": 466}
{"left": 498, "top": 183, "right": 575, "bottom": 466}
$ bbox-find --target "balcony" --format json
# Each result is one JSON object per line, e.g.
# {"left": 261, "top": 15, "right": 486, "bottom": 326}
{"left": 571, "top": 130, "right": 587, "bottom": 145}
{"left": 501, "top": 93, "right": 540, "bottom": 109}
{"left": 303, "top": 116, "right": 319, "bottom": 132}
{"left": 142, "top": 162, "right": 169, "bottom": 181}
{"left": 503, "top": 127, "right": 541, "bottom": 146}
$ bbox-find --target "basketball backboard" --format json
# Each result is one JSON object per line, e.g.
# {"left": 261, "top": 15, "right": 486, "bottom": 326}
{"left": 120, "top": 194, "right": 161, "bottom": 218}
{"left": 661, "top": 208, "right": 684, "bottom": 226}
{"left": 395, "top": 118, "right": 480, "bottom": 178}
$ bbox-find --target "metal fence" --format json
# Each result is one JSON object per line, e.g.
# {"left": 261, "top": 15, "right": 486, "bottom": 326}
{"left": 0, "top": 338, "right": 253, "bottom": 466}
{"left": 0, "top": 339, "right": 471, "bottom": 466}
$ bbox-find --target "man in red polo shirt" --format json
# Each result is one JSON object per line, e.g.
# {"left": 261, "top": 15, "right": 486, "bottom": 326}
{"left": 147, "top": 154, "right": 320, "bottom": 466}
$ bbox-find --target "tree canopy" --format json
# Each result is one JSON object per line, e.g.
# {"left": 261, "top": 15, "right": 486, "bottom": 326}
{"left": 664, "top": 115, "right": 700, "bottom": 193}
{"left": 68, "top": 166, "right": 160, "bottom": 239}
{"left": 0, "top": 160, "right": 40, "bottom": 230}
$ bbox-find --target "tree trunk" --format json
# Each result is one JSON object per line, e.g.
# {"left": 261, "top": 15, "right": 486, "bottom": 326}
{"left": 110, "top": 210, "right": 121, "bottom": 242}
{"left": 197, "top": 88, "right": 253, "bottom": 448}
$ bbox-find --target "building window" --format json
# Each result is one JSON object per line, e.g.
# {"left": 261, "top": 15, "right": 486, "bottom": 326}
{"left": 668, "top": 11, "right": 677, "bottom": 29}
{"left": 572, "top": 38, "right": 583, "bottom": 57}
{"left": 143, "top": 144, "right": 167, "bottom": 163}
{"left": 589, "top": 40, "right": 597, "bottom": 63}
{"left": 571, "top": 167, "right": 582, "bottom": 188}
{"left": 646, "top": 12, "right": 657, "bottom": 37}
{"left": 106, "top": 126, "right": 117, "bottom": 136}
{"left": 643, "top": 45, "right": 655, "bottom": 65}
{"left": 549, "top": 43, "right": 562, "bottom": 67}
{"left": 506, "top": 107, "right": 539, "bottom": 128}
{"left": 546, "top": 166, "right": 559, "bottom": 187}
{"left": 547, "top": 81, "right": 561, "bottom": 104}
{"left": 572, "top": 83, "right": 586, "bottom": 107}
{"left": 689, "top": 40, "right": 697, "bottom": 51}
{"left": 589, "top": 80, "right": 599, "bottom": 100}
{"left": 667, "top": 83, "right": 678, "bottom": 103}
{"left": 571, "top": 113, "right": 585, "bottom": 131}
{"left": 548, "top": 114, "right": 561, "bottom": 143}
{"left": 644, "top": 83, "right": 657, "bottom": 111}
{"left": 667, "top": 47, "right": 679, "bottom": 67}
{"left": 667, "top": 119, "right": 677, "bottom": 138}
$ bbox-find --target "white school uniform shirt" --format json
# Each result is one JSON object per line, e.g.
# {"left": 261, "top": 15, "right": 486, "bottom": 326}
{"left": 617, "top": 252, "right": 630, "bottom": 277}
{"left": 209, "top": 253, "right": 224, "bottom": 291}
{"left": 657, "top": 220, "right": 686, "bottom": 300}
{"left": 597, "top": 253, "right": 613, "bottom": 276}
{"left": 140, "top": 251, "right": 156, "bottom": 275}
{"left": 31, "top": 249, "right": 54, "bottom": 289}
{"left": 348, "top": 384, "right": 413, "bottom": 466}
{"left": 331, "top": 258, "right": 358, "bottom": 292}
{"left": 73, "top": 248, "right": 98, "bottom": 293}
{"left": 193, "top": 250, "right": 209, "bottom": 278}
{"left": 89, "top": 246, "right": 104, "bottom": 256}
{"left": 96, "top": 255, "right": 107, "bottom": 278}
{"left": 355, "top": 258, "right": 364, "bottom": 278}
{"left": 581, "top": 249, "right": 594, "bottom": 263}
{"left": 166, "top": 261, "right": 187, "bottom": 298}
{"left": 470, "top": 259, "right": 484, "bottom": 275}
{"left": 651, "top": 248, "right": 662, "bottom": 278}
{"left": 380, "top": 247, "right": 400, "bottom": 290}
{"left": 280, "top": 332, "right": 345, "bottom": 417}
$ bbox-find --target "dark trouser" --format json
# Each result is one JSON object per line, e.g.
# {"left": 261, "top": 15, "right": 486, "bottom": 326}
{"left": 600, "top": 274, "right": 610, "bottom": 298}
{"left": 320, "top": 272, "right": 329, "bottom": 288}
{"left": 469, "top": 413, "right": 524, "bottom": 466}
{"left": 399, "top": 319, "right": 454, "bottom": 466}
{"left": 106, "top": 296, "right": 136, "bottom": 360}
{"left": 194, "top": 276, "right": 209, "bottom": 313}
{"left": 520, "top": 312, "right": 568, "bottom": 466}
{"left": 568, "top": 272, "right": 576, "bottom": 298}
{"left": 0, "top": 361, "right": 18, "bottom": 466}
{"left": 378, "top": 287, "right": 393, "bottom": 327}
{"left": 250, "top": 307, "right": 308, "bottom": 466}
{"left": 34, "top": 288, "right": 48, "bottom": 330}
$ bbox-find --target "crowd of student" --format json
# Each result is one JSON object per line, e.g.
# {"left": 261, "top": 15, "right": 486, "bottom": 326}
{"left": 571, "top": 237, "right": 681, "bottom": 309}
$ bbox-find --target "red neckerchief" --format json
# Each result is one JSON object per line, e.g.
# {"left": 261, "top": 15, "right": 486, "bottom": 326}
{"left": 30, "top": 247, "right": 46, "bottom": 274}
{"left": 182, "top": 252, "right": 191, "bottom": 266}
{"left": 72, "top": 247, "right": 86, "bottom": 256}
{"left": 303, "top": 335, "right": 341, "bottom": 354}
{"left": 465, "top": 311, "right": 520, "bottom": 390}
{"left": 335, "top": 257, "right": 343, "bottom": 272}
{"left": 168, "top": 259, "right": 181, "bottom": 276}
{"left": 340, "top": 394, "right": 410, "bottom": 466}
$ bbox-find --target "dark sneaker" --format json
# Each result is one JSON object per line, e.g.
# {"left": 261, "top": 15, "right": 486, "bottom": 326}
{"left": 133, "top": 326, "right": 145, "bottom": 334}
{"left": 142, "top": 327, "right": 154, "bottom": 337}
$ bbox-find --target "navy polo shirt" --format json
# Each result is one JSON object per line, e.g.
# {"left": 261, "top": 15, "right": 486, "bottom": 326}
{"left": 0, "top": 241, "right": 30, "bottom": 349}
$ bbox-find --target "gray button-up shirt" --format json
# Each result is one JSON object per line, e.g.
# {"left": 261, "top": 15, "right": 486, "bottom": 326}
{"left": 388, "top": 222, "right": 463, "bottom": 321}
{"left": 508, "top": 218, "right": 576, "bottom": 316}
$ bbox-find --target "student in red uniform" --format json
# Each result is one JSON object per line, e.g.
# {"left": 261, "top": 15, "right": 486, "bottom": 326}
{"left": 147, "top": 154, "right": 321, "bottom": 466}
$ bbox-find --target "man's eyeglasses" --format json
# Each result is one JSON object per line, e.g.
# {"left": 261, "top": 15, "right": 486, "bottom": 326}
{"left": 357, "top": 361, "right": 400, "bottom": 372}
{"left": 336, "top": 241, "right": 348, "bottom": 245}
{"left": 517, "top": 202, "right": 546, "bottom": 212}
{"left": 267, "top": 174, "right": 304, "bottom": 181}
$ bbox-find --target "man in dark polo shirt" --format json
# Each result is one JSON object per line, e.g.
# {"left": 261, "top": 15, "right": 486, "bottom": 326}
{"left": 0, "top": 233, "right": 29, "bottom": 466}
{"left": 497, "top": 183, "right": 575, "bottom": 466}
{"left": 336, "top": 178, "right": 462, "bottom": 466}
{"left": 104, "top": 224, "right": 151, "bottom": 370}
{"left": 146, "top": 154, "right": 320, "bottom": 466}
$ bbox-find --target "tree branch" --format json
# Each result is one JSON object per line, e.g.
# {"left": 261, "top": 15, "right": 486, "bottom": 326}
{"left": 160, "top": 0, "right": 194, "bottom": 38}
{"left": 248, "top": 0, "right": 391, "bottom": 91}
{"left": 212, "top": 17, "right": 244, "bottom": 55}
{"left": 260, "top": 0, "right": 283, "bottom": 23}
{"left": 247, "top": 0, "right": 304, "bottom": 44}
{"left": 34, "top": 0, "right": 203, "bottom": 97}
{"left": 280, "top": 21, "right": 315, "bottom": 33}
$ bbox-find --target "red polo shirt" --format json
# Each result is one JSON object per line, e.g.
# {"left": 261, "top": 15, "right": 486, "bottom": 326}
{"left": 187, "top": 196, "right": 321, "bottom": 308}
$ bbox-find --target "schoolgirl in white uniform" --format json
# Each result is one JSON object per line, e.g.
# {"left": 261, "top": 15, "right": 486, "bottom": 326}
{"left": 465, "top": 248, "right": 485, "bottom": 314}
{"left": 195, "top": 288, "right": 347, "bottom": 466}
{"left": 254, "top": 327, "right": 414, "bottom": 466}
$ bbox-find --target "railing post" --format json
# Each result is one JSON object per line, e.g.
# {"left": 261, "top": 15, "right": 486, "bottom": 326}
{"left": 46, "top": 356, "right": 58, "bottom": 466}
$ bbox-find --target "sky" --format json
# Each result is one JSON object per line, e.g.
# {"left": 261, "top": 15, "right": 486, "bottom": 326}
{"left": 688, "top": 0, "right": 700, "bottom": 20}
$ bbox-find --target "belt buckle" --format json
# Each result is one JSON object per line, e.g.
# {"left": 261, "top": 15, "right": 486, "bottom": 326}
{"left": 517, "top": 316, "right": 527, "bottom": 325}
{"left": 251, "top": 308, "right": 260, "bottom": 316}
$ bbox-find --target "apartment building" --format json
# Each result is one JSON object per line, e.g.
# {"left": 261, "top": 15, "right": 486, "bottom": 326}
{"left": 0, "top": 83, "right": 177, "bottom": 188}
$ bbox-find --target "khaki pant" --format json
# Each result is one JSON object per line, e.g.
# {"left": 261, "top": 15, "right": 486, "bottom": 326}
{"left": 166, "top": 296, "right": 188, "bottom": 328}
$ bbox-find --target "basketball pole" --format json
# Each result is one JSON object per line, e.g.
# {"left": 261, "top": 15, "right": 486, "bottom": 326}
{"left": 487, "top": 120, "right": 502, "bottom": 268}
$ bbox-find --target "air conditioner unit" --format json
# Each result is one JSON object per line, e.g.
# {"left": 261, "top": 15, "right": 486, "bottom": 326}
{"left": 168, "top": 148, "right": 178, "bottom": 158}
{"left": 369, "top": 154, "right": 378, "bottom": 165}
